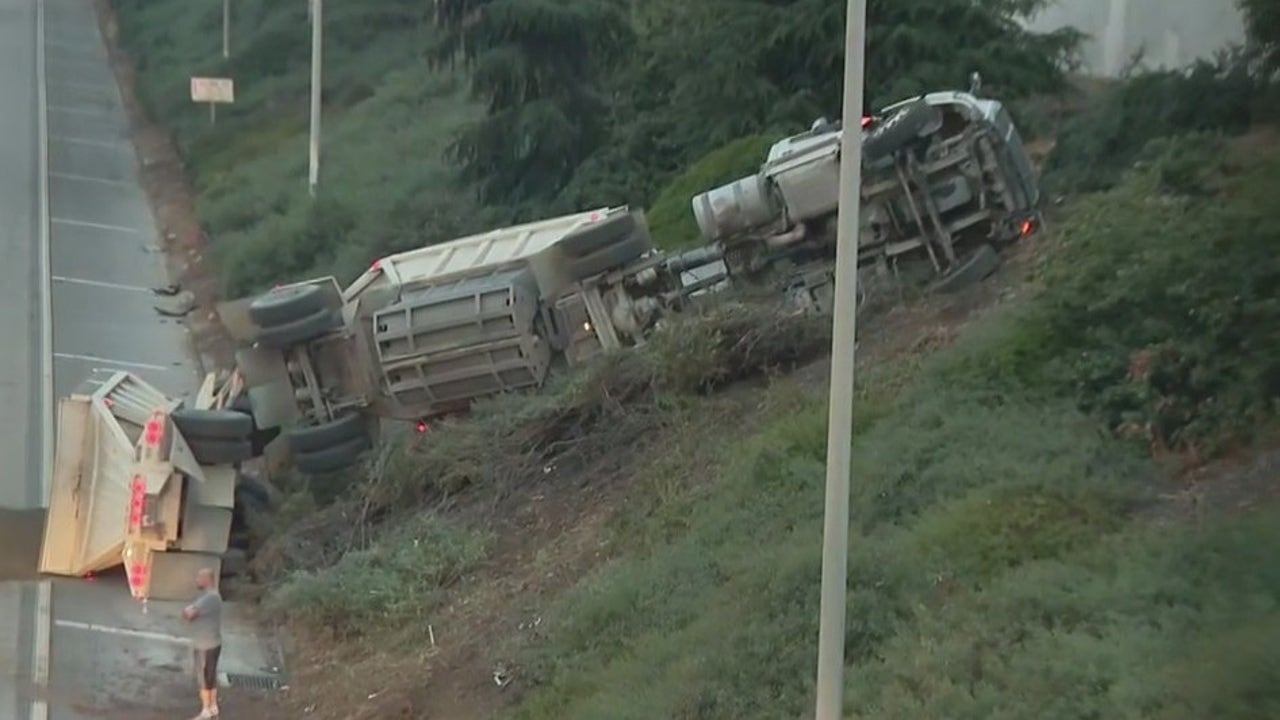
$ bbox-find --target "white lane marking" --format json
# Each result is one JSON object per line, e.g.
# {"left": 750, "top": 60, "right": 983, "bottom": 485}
{"left": 52, "top": 276, "right": 152, "bottom": 293}
{"left": 50, "top": 171, "right": 135, "bottom": 188}
{"left": 51, "top": 217, "right": 139, "bottom": 234}
{"left": 54, "top": 352, "right": 174, "bottom": 373}
{"left": 45, "top": 77, "right": 111, "bottom": 91}
{"left": 47, "top": 103, "right": 110, "bottom": 116}
{"left": 50, "top": 135, "right": 127, "bottom": 149}
{"left": 34, "top": 0, "right": 53, "bottom": 716}
{"left": 53, "top": 619, "right": 192, "bottom": 647}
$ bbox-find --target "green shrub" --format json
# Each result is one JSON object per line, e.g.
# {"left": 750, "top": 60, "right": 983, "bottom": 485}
{"left": 948, "top": 136, "right": 1280, "bottom": 455}
{"left": 1044, "top": 58, "right": 1261, "bottom": 194}
{"left": 265, "top": 513, "right": 488, "bottom": 638}
{"left": 645, "top": 134, "right": 778, "bottom": 250}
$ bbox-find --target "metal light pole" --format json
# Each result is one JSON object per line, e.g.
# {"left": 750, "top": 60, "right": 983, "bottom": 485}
{"left": 308, "top": 0, "right": 323, "bottom": 196}
{"left": 813, "top": 0, "right": 868, "bottom": 716}
{"left": 222, "top": 0, "right": 230, "bottom": 58}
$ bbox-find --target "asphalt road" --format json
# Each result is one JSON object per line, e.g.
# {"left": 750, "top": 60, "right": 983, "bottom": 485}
{"left": 0, "top": 0, "right": 209, "bottom": 717}
{"left": 0, "top": 0, "right": 50, "bottom": 717}
{"left": 43, "top": 0, "right": 205, "bottom": 715}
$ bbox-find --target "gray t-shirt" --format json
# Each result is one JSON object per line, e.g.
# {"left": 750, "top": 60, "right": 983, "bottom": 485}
{"left": 186, "top": 589, "right": 223, "bottom": 650}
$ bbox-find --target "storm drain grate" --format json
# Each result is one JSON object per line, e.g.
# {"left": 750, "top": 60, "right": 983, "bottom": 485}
{"left": 224, "top": 673, "right": 286, "bottom": 691}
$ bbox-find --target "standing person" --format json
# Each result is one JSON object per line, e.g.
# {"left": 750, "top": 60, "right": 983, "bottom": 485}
{"left": 182, "top": 567, "right": 223, "bottom": 719}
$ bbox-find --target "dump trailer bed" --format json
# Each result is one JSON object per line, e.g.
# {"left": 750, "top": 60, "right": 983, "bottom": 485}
{"left": 39, "top": 370, "right": 240, "bottom": 600}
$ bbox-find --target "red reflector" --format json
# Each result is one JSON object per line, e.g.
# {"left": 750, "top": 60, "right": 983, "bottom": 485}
{"left": 144, "top": 419, "right": 163, "bottom": 447}
{"left": 860, "top": 116, "right": 873, "bottom": 129}
{"left": 416, "top": 420, "right": 428, "bottom": 434}
{"left": 1020, "top": 219, "right": 1037, "bottom": 236}
{"left": 589, "top": 212, "right": 601, "bottom": 223}
{"left": 371, "top": 259, "right": 383, "bottom": 271}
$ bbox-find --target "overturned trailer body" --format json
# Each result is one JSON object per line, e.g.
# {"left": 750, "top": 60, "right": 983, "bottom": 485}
{"left": 40, "top": 369, "right": 264, "bottom": 600}
{"left": 220, "top": 206, "right": 689, "bottom": 474}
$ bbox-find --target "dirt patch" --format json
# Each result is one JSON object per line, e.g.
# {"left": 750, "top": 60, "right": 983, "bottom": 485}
{"left": 0, "top": 509, "right": 44, "bottom": 582}
{"left": 1143, "top": 442, "right": 1280, "bottom": 526}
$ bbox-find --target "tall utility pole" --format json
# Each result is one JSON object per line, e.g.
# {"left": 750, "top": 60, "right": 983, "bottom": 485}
{"left": 222, "top": 0, "right": 230, "bottom": 58}
{"left": 308, "top": 0, "right": 323, "bottom": 196}
{"left": 813, "top": 0, "right": 868, "bottom": 717}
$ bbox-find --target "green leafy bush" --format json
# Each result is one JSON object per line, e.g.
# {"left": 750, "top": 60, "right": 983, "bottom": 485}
{"left": 265, "top": 513, "right": 488, "bottom": 638}
{"left": 1044, "top": 57, "right": 1261, "bottom": 194}
{"left": 957, "top": 136, "right": 1280, "bottom": 454}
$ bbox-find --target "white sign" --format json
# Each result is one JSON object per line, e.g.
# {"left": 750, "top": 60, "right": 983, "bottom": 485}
{"left": 190, "top": 77, "right": 235, "bottom": 104}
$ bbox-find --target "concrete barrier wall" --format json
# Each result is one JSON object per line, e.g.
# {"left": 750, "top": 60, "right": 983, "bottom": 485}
{"left": 1023, "top": 0, "right": 1247, "bottom": 77}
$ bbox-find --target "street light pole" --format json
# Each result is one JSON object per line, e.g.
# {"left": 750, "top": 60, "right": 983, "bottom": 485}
{"left": 813, "top": 0, "right": 868, "bottom": 717}
{"left": 222, "top": 0, "right": 230, "bottom": 59}
{"left": 308, "top": 0, "right": 323, "bottom": 196}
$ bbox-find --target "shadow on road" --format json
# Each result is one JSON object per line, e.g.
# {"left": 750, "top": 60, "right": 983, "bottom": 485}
{"left": 0, "top": 508, "right": 44, "bottom": 582}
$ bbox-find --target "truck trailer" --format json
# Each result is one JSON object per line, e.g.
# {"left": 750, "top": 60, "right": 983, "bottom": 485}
{"left": 219, "top": 206, "right": 691, "bottom": 475}
{"left": 39, "top": 368, "right": 266, "bottom": 600}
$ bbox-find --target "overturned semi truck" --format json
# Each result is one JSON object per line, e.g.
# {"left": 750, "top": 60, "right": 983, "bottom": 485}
{"left": 222, "top": 88, "right": 1043, "bottom": 475}
{"left": 35, "top": 86, "right": 1044, "bottom": 601}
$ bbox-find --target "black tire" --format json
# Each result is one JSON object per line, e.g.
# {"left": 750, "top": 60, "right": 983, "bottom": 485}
{"left": 256, "top": 307, "right": 341, "bottom": 350}
{"left": 931, "top": 244, "right": 1000, "bottom": 294}
{"left": 187, "top": 437, "right": 254, "bottom": 466}
{"left": 294, "top": 435, "right": 371, "bottom": 475}
{"left": 229, "top": 392, "right": 253, "bottom": 415}
{"left": 863, "top": 100, "right": 941, "bottom": 163}
{"left": 221, "top": 548, "right": 248, "bottom": 578}
{"left": 249, "top": 284, "right": 327, "bottom": 328}
{"left": 235, "top": 474, "right": 272, "bottom": 510}
{"left": 559, "top": 213, "right": 639, "bottom": 257}
{"left": 566, "top": 232, "right": 652, "bottom": 280}
{"left": 285, "top": 413, "right": 368, "bottom": 455}
{"left": 171, "top": 408, "right": 253, "bottom": 441}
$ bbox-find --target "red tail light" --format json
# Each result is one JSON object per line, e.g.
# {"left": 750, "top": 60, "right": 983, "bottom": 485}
{"left": 128, "top": 476, "right": 146, "bottom": 530}
{"left": 144, "top": 418, "right": 164, "bottom": 448}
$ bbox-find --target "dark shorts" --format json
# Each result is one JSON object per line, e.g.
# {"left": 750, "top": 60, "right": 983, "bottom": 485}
{"left": 194, "top": 645, "right": 221, "bottom": 690}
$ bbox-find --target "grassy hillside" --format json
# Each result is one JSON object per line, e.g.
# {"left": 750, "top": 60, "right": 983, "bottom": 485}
{"left": 247, "top": 126, "right": 1280, "bottom": 719}
{"left": 500, "top": 131, "right": 1280, "bottom": 719}
{"left": 112, "top": 0, "right": 485, "bottom": 297}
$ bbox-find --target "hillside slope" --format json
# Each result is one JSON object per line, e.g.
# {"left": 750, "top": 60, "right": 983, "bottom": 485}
{"left": 236, "top": 128, "right": 1280, "bottom": 720}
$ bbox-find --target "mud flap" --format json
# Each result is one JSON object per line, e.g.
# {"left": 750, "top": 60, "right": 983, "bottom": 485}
{"left": 234, "top": 346, "right": 297, "bottom": 429}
